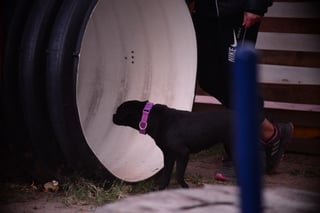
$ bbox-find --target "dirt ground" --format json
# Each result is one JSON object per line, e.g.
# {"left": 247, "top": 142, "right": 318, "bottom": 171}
{"left": 0, "top": 151, "right": 319, "bottom": 213}
{"left": 186, "top": 152, "right": 320, "bottom": 192}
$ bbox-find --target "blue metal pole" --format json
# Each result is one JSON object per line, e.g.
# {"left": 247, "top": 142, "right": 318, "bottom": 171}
{"left": 233, "top": 43, "right": 262, "bottom": 213}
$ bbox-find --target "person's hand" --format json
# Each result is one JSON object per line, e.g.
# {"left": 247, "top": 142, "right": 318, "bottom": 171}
{"left": 242, "top": 12, "right": 262, "bottom": 28}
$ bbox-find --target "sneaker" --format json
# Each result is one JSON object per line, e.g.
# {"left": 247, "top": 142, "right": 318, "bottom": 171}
{"left": 214, "top": 158, "right": 236, "bottom": 182}
{"left": 264, "top": 122, "right": 294, "bottom": 174}
{"left": 215, "top": 122, "right": 293, "bottom": 180}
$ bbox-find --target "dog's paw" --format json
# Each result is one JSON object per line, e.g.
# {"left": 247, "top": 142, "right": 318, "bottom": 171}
{"left": 179, "top": 181, "right": 189, "bottom": 188}
{"left": 150, "top": 184, "right": 165, "bottom": 191}
{"left": 157, "top": 184, "right": 168, "bottom": 190}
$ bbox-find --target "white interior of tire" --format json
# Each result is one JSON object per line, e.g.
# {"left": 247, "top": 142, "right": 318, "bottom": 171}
{"left": 77, "top": 0, "right": 197, "bottom": 182}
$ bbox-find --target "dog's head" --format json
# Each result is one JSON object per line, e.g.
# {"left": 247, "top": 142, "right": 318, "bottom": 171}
{"left": 113, "top": 100, "right": 148, "bottom": 130}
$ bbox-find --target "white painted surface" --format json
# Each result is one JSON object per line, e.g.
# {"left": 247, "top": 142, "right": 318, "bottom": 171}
{"left": 264, "top": 101, "right": 320, "bottom": 112}
{"left": 265, "top": 2, "right": 320, "bottom": 18}
{"left": 257, "top": 1, "right": 320, "bottom": 108}
{"left": 77, "top": 0, "right": 197, "bottom": 181}
{"left": 258, "top": 64, "right": 320, "bottom": 85}
{"left": 256, "top": 33, "right": 320, "bottom": 53}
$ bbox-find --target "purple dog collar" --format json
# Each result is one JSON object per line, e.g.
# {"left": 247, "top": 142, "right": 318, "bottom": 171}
{"left": 139, "top": 101, "right": 154, "bottom": 134}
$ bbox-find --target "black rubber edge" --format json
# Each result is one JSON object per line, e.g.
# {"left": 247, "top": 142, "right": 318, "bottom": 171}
{"left": 18, "top": 0, "right": 66, "bottom": 176}
{"left": 0, "top": 0, "right": 36, "bottom": 181}
{"left": 46, "top": 0, "right": 113, "bottom": 179}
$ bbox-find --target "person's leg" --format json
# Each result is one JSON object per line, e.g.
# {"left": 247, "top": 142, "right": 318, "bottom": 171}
{"left": 193, "top": 13, "right": 293, "bottom": 180}
{"left": 193, "top": 15, "right": 232, "bottom": 108}
{"left": 244, "top": 23, "right": 294, "bottom": 173}
{"left": 261, "top": 118, "right": 275, "bottom": 140}
{"left": 212, "top": 20, "right": 294, "bottom": 180}
{"left": 194, "top": 14, "right": 239, "bottom": 171}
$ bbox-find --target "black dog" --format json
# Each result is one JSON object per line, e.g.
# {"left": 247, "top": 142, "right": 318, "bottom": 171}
{"left": 113, "top": 100, "right": 233, "bottom": 189}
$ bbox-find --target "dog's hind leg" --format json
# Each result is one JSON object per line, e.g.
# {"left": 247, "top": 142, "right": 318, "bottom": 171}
{"left": 158, "top": 151, "right": 175, "bottom": 190}
{"left": 175, "top": 153, "right": 189, "bottom": 188}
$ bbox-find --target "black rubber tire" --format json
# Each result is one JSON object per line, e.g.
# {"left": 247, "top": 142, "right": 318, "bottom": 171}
{"left": 1, "top": 0, "right": 35, "bottom": 181}
{"left": 46, "top": 0, "right": 111, "bottom": 178}
{"left": 18, "top": 0, "right": 66, "bottom": 176}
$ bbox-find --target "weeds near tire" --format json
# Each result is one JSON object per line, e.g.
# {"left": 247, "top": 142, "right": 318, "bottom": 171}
{"left": 62, "top": 177, "right": 156, "bottom": 206}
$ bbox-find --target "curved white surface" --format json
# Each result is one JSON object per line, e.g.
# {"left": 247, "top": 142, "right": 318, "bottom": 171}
{"left": 77, "top": 0, "right": 197, "bottom": 182}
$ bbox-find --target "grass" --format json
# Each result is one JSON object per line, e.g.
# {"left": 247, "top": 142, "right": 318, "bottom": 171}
{"left": 62, "top": 177, "right": 113, "bottom": 206}
{"left": 0, "top": 144, "right": 225, "bottom": 207}
{"left": 0, "top": 176, "right": 157, "bottom": 207}
{"left": 61, "top": 177, "right": 156, "bottom": 206}
{"left": 5, "top": 146, "right": 318, "bottom": 207}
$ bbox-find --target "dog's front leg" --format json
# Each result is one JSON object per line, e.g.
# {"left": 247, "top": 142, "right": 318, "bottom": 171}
{"left": 175, "top": 153, "right": 189, "bottom": 188}
{"left": 158, "top": 151, "right": 175, "bottom": 190}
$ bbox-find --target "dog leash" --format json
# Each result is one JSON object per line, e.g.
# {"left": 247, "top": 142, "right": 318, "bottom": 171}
{"left": 139, "top": 101, "right": 154, "bottom": 134}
